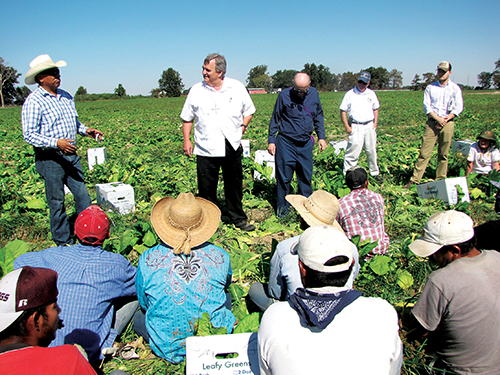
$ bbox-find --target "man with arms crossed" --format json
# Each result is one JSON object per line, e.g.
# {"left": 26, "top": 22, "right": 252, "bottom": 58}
{"left": 404, "top": 61, "right": 463, "bottom": 188}
{"left": 181, "top": 53, "right": 256, "bottom": 231}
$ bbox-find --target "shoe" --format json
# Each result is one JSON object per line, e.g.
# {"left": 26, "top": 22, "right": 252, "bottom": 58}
{"left": 403, "top": 182, "right": 415, "bottom": 189}
{"left": 373, "top": 175, "right": 384, "bottom": 184}
{"left": 234, "top": 221, "right": 256, "bottom": 231}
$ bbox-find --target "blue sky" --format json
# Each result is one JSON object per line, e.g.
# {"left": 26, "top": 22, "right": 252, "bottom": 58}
{"left": 2, "top": 0, "right": 499, "bottom": 95}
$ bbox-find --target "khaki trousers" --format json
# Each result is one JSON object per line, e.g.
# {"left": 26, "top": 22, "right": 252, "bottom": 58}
{"left": 410, "top": 118, "right": 455, "bottom": 183}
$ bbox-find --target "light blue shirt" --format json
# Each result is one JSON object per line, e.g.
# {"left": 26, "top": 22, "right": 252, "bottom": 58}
{"left": 136, "top": 242, "right": 236, "bottom": 363}
{"left": 268, "top": 236, "right": 360, "bottom": 300}
{"left": 22, "top": 86, "right": 87, "bottom": 149}
{"left": 14, "top": 244, "right": 137, "bottom": 362}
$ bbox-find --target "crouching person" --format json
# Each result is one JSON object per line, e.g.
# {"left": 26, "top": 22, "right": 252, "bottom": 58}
{"left": 0, "top": 267, "right": 97, "bottom": 374}
{"left": 258, "top": 225, "right": 402, "bottom": 374}
{"left": 134, "top": 193, "right": 236, "bottom": 363}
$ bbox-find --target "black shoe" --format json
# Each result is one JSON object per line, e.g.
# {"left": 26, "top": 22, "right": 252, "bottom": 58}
{"left": 234, "top": 221, "right": 256, "bottom": 231}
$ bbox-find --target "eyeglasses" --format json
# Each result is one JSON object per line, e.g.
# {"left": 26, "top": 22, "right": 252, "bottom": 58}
{"left": 40, "top": 68, "right": 60, "bottom": 77}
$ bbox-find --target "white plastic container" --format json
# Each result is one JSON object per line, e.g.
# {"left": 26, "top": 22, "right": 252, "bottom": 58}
{"left": 241, "top": 139, "right": 250, "bottom": 158}
{"left": 452, "top": 140, "right": 474, "bottom": 156}
{"left": 96, "top": 182, "right": 135, "bottom": 215}
{"left": 416, "top": 177, "right": 470, "bottom": 205}
{"left": 87, "top": 147, "right": 107, "bottom": 170}
{"left": 254, "top": 150, "right": 276, "bottom": 180}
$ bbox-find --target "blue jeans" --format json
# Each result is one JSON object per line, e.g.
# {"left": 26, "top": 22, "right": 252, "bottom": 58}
{"left": 34, "top": 149, "right": 92, "bottom": 245}
{"left": 275, "top": 135, "right": 313, "bottom": 216}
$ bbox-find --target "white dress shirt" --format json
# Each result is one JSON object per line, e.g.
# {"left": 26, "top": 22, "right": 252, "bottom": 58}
{"left": 423, "top": 80, "right": 463, "bottom": 118}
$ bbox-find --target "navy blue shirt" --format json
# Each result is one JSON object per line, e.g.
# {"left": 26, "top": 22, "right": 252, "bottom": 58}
{"left": 268, "top": 87, "right": 325, "bottom": 144}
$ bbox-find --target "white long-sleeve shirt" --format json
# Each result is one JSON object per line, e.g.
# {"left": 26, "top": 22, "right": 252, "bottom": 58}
{"left": 423, "top": 80, "right": 463, "bottom": 118}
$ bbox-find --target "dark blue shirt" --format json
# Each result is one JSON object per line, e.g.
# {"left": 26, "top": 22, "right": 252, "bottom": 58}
{"left": 268, "top": 86, "right": 325, "bottom": 144}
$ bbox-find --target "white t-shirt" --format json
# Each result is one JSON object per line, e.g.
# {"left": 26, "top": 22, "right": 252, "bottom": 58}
{"left": 467, "top": 142, "right": 500, "bottom": 174}
{"left": 258, "top": 294, "right": 402, "bottom": 375}
{"left": 339, "top": 86, "right": 380, "bottom": 124}
{"left": 180, "top": 77, "right": 255, "bottom": 157}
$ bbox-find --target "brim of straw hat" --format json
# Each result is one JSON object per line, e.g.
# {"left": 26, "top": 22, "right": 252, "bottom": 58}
{"left": 150, "top": 196, "right": 221, "bottom": 249}
{"left": 286, "top": 194, "right": 344, "bottom": 232}
{"left": 25, "top": 60, "right": 67, "bottom": 85}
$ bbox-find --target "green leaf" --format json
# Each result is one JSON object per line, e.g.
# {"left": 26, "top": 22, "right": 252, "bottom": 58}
{"left": 26, "top": 198, "right": 46, "bottom": 210}
{"left": 195, "top": 312, "right": 228, "bottom": 336}
{"left": 133, "top": 244, "right": 148, "bottom": 255}
{"left": 369, "top": 255, "right": 392, "bottom": 275}
{"left": 233, "top": 312, "right": 260, "bottom": 334}
{"left": 142, "top": 231, "right": 157, "bottom": 247}
{"left": 397, "top": 270, "right": 414, "bottom": 290}
{"left": 232, "top": 302, "right": 249, "bottom": 322}
{"left": 119, "top": 229, "right": 139, "bottom": 254}
{"left": 0, "top": 240, "right": 29, "bottom": 277}
{"left": 228, "top": 283, "right": 246, "bottom": 302}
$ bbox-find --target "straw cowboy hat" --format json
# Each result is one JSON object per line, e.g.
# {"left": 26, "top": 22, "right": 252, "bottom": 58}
{"left": 151, "top": 193, "right": 221, "bottom": 255}
{"left": 25, "top": 54, "right": 67, "bottom": 85}
{"left": 286, "top": 190, "right": 344, "bottom": 232}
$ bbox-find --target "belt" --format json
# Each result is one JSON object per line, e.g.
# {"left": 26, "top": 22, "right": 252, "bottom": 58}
{"left": 351, "top": 120, "right": 373, "bottom": 125}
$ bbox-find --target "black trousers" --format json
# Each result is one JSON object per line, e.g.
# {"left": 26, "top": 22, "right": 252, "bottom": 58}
{"left": 196, "top": 139, "right": 247, "bottom": 224}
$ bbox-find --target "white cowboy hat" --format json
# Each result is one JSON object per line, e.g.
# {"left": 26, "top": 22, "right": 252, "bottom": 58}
{"left": 25, "top": 54, "right": 67, "bottom": 85}
{"left": 150, "top": 193, "right": 221, "bottom": 255}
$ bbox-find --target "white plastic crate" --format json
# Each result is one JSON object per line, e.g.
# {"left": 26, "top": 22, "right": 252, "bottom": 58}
{"left": 241, "top": 139, "right": 250, "bottom": 158}
{"left": 87, "top": 147, "right": 107, "bottom": 170}
{"left": 254, "top": 150, "right": 276, "bottom": 180}
{"left": 96, "top": 182, "right": 135, "bottom": 215}
{"left": 330, "top": 140, "right": 348, "bottom": 155}
{"left": 186, "top": 332, "right": 259, "bottom": 375}
{"left": 417, "top": 177, "right": 470, "bottom": 205}
{"left": 452, "top": 140, "right": 474, "bottom": 156}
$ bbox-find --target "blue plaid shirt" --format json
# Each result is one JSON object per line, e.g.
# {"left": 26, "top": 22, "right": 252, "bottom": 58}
{"left": 14, "top": 244, "right": 137, "bottom": 362}
{"left": 22, "top": 86, "right": 88, "bottom": 149}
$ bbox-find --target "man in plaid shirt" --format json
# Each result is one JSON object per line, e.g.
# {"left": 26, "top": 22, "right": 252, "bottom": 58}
{"left": 337, "top": 166, "right": 389, "bottom": 255}
{"left": 22, "top": 55, "right": 103, "bottom": 246}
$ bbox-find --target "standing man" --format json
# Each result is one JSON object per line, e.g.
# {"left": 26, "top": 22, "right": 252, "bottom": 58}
{"left": 22, "top": 54, "right": 104, "bottom": 246}
{"left": 340, "top": 71, "right": 382, "bottom": 182}
{"left": 337, "top": 166, "right": 390, "bottom": 256}
{"left": 268, "top": 73, "right": 327, "bottom": 216}
{"left": 404, "top": 61, "right": 463, "bottom": 188}
{"left": 181, "top": 53, "right": 256, "bottom": 231}
{"left": 408, "top": 210, "right": 500, "bottom": 374}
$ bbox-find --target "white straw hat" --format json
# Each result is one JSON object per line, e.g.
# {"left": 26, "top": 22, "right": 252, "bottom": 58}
{"left": 25, "top": 54, "right": 67, "bottom": 85}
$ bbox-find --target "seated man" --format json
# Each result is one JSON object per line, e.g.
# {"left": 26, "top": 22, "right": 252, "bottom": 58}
{"left": 14, "top": 205, "right": 137, "bottom": 365}
{"left": 248, "top": 190, "right": 359, "bottom": 311}
{"left": 409, "top": 210, "right": 500, "bottom": 374}
{"left": 337, "top": 166, "right": 390, "bottom": 255}
{"left": 134, "top": 193, "right": 235, "bottom": 363}
{"left": 0, "top": 267, "right": 97, "bottom": 374}
{"left": 258, "top": 225, "right": 402, "bottom": 374}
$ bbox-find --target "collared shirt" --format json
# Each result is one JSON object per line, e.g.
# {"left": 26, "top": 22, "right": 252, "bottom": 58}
{"left": 337, "top": 188, "right": 390, "bottom": 255}
{"left": 339, "top": 86, "right": 380, "bottom": 124}
{"left": 13, "top": 244, "right": 137, "bottom": 363}
{"left": 467, "top": 142, "right": 500, "bottom": 174}
{"left": 268, "top": 86, "right": 325, "bottom": 144}
{"left": 136, "top": 242, "right": 236, "bottom": 363}
{"left": 180, "top": 77, "right": 255, "bottom": 157}
{"left": 423, "top": 80, "right": 463, "bottom": 117}
{"left": 22, "top": 86, "right": 87, "bottom": 149}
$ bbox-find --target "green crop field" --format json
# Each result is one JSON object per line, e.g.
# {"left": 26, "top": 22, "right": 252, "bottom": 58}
{"left": 1, "top": 91, "right": 499, "bottom": 374}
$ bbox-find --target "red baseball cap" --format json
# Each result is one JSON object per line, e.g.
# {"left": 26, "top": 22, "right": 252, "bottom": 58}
{"left": 74, "top": 205, "right": 110, "bottom": 245}
{"left": 0, "top": 267, "right": 58, "bottom": 332}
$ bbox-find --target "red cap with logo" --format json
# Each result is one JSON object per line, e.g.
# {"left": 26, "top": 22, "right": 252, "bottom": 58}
{"left": 74, "top": 205, "right": 110, "bottom": 245}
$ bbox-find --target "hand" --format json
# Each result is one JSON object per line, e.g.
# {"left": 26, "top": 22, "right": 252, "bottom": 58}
{"left": 268, "top": 143, "right": 276, "bottom": 156}
{"left": 183, "top": 140, "right": 193, "bottom": 157}
{"left": 57, "top": 139, "right": 77, "bottom": 154}
{"left": 318, "top": 139, "right": 327, "bottom": 152}
{"left": 345, "top": 125, "right": 352, "bottom": 134}
{"left": 86, "top": 128, "right": 104, "bottom": 141}
{"left": 373, "top": 122, "right": 378, "bottom": 130}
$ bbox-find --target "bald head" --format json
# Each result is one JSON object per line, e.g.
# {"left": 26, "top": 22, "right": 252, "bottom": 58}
{"left": 293, "top": 73, "right": 311, "bottom": 97}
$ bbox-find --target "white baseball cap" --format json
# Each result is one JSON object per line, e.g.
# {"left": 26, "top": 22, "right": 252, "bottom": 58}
{"left": 409, "top": 210, "right": 474, "bottom": 257}
{"left": 291, "top": 225, "right": 354, "bottom": 273}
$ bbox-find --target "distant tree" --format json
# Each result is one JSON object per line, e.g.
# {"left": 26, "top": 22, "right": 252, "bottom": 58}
{"left": 302, "top": 63, "right": 333, "bottom": 91}
{"left": 75, "top": 86, "right": 87, "bottom": 96}
{"left": 495, "top": 58, "right": 500, "bottom": 71}
{"left": 477, "top": 72, "right": 493, "bottom": 90}
{"left": 14, "top": 86, "right": 31, "bottom": 105}
{"left": 272, "top": 69, "right": 298, "bottom": 89}
{"left": 364, "top": 66, "right": 389, "bottom": 90}
{"left": 331, "top": 73, "right": 341, "bottom": 91}
{"left": 247, "top": 65, "right": 269, "bottom": 88}
{"left": 493, "top": 58, "right": 500, "bottom": 89}
{"left": 0, "top": 58, "right": 21, "bottom": 107}
{"left": 114, "top": 84, "right": 126, "bottom": 97}
{"left": 388, "top": 69, "right": 403, "bottom": 89}
{"left": 422, "top": 72, "right": 436, "bottom": 87}
{"left": 158, "top": 68, "right": 184, "bottom": 97}
{"left": 338, "top": 72, "right": 357, "bottom": 91}
{"left": 252, "top": 74, "right": 273, "bottom": 92}
{"left": 411, "top": 74, "right": 422, "bottom": 91}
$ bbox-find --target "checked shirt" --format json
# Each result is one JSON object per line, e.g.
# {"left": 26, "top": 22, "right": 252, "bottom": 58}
{"left": 22, "top": 86, "right": 88, "bottom": 149}
{"left": 337, "top": 188, "right": 390, "bottom": 255}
